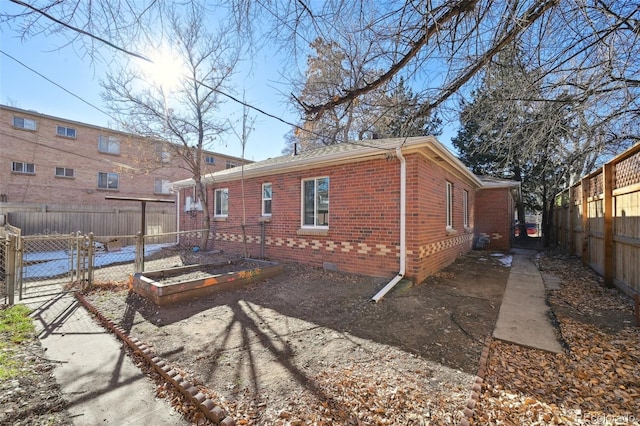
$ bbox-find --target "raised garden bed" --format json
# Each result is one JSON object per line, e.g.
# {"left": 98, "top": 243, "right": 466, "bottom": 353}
{"left": 131, "top": 258, "right": 282, "bottom": 305}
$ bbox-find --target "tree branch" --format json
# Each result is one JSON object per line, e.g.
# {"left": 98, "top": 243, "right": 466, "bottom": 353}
{"left": 300, "top": 0, "right": 480, "bottom": 120}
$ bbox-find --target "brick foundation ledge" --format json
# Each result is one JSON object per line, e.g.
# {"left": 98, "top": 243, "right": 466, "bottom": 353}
{"left": 75, "top": 292, "right": 235, "bottom": 426}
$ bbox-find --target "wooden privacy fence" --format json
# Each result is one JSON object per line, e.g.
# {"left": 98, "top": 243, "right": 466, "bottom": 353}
{"left": 6, "top": 209, "right": 177, "bottom": 237}
{"left": 553, "top": 143, "right": 640, "bottom": 296}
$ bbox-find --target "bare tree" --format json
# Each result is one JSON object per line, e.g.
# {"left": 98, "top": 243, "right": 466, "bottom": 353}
{"left": 4, "top": 0, "right": 638, "bottom": 162}
{"left": 231, "top": 1, "right": 638, "bottom": 151}
{"left": 100, "top": 4, "right": 239, "bottom": 249}
{"left": 230, "top": 97, "right": 256, "bottom": 257}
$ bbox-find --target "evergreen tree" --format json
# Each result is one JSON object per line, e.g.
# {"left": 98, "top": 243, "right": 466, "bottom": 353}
{"left": 452, "top": 45, "right": 572, "bottom": 242}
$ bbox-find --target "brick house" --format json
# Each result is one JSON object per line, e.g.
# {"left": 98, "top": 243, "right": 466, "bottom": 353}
{"left": 173, "top": 136, "right": 519, "bottom": 285}
{"left": 0, "top": 105, "right": 248, "bottom": 208}
{"left": 475, "top": 177, "right": 520, "bottom": 251}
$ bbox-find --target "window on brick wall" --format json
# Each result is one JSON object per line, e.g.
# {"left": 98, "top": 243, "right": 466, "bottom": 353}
{"left": 215, "top": 188, "right": 229, "bottom": 217}
{"left": 302, "top": 177, "right": 329, "bottom": 228}
{"left": 155, "top": 144, "right": 171, "bottom": 163}
{"left": 446, "top": 181, "right": 453, "bottom": 228}
{"left": 226, "top": 160, "right": 237, "bottom": 169}
{"left": 97, "top": 172, "right": 119, "bottom": 190}
{"left": 13, "top": 117, "right": 37, "bottom": 130}
{"left": 98, "top": 135, "right": 120, "bottom": 154}
{"left": 12, "top": 161, "right": 35, "bottom": 174}
{"left": 262, "top": 183, "right": 272, "bottom": 216}
{"left": 154, "top": 179, "right": 171, "bottom": 194}
{"left": 55, "top": 167, "right": 75, "bottom": 178}
{"left": 463, "top": 189, "right": 469, "bottom": 227}
{"left": 205, "top": 155, "right": 216, "bottom": 165}
{"left": 56, "top": 125, "right": 76, "bottom": 138}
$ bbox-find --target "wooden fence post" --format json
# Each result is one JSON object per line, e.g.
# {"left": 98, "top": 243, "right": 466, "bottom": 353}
{"left": 603, "top": 163, "right": 614, "bottom": 288}
{"left": 581, "top": 177, "right": 589, "bottom": 267}
{"left": 568, "top": 186, "right": 574, "bottom": 255}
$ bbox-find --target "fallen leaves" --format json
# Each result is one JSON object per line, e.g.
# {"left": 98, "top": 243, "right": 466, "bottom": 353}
{"left": 474, "top": 253, "right": 640, "bottom": 425}
{"left": 224, "top": 353, "right": 472, "bottom": 425}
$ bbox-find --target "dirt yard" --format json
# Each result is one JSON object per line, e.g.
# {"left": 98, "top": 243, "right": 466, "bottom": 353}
{"left": 84, "top": 249, "right": 510, "bottom": 424}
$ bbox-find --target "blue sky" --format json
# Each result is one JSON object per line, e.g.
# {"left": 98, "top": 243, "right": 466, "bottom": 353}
{"left": 1, "top": 4, "right": 458, "bottom": 162}
{"left": 0, "top": 8, "right": 296, "bottom": 162}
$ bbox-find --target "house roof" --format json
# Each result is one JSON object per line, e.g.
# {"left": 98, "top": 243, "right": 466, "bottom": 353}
{"left": 478, "top": 176, "right": 522, "bottom": 203}
{"left": 478, "top": 176, "right": 521, "bottom": 189}
{"left": 172, "top": 136, "right": 485, "bottom": 189}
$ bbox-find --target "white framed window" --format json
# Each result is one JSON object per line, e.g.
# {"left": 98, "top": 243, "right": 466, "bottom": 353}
{"left": 463, "top": 189, "right": 469, "bottom": 227}
{"left": 154, "top": 179, "right": 171, "bottom": 194}
{"left": 56, "top": 125, "right": 76, "bottom": 138}
{"left": 97, "top": 172, "right": 119, "bottom": 190}
{"left": 55, "top": 167, "right": 75, "bottom": 178}
{"left": 214, "top": 188, "right": 229, "bottom": 217}
{"left": 13, "top": 117, "right": 37, "bottom": 130}
{"left": 302, "top": 177, "right": 329, "bottom": 228}
{"left": 205, "top": 155, "right": 216, "bottom": 165}
{"left": 262, "top": 183, "right": 272, "bottom": 216}
{"left": 446, "top": 181, "right": 453, "bottom": 229}
{"left": 226, "top": 160, "right": 237, "bottom": 169}
{"left": 98, "top": 135, "right": 120, "bottom": 154}
{"left": 12, "top": 161, "right": 35, "bottom": 174}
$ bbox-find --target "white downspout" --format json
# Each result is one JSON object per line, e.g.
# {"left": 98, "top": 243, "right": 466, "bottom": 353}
{"left": 371, "top": 146, "right": 406, "bottom": 302}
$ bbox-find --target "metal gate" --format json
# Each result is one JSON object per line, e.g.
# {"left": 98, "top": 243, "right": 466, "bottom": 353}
{"left": 2, "top": 230, "right": 90, "bottom": 304}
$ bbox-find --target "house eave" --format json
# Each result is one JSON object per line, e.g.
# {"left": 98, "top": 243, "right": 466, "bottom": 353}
{"left": 172, "top": 136, "right": 483, "bottom": 189}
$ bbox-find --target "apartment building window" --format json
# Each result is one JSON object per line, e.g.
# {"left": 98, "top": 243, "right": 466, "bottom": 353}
{"left": 56, "top": 125, "right": 76, "bottom": 138}
{"left": 205, "top": 156, "right": 216, "bottom": 165}
{"left": 302, "top": 177, "right": 329, "bottom": 228}
{"left": 97, "top": 172, "right": 119, "bottom": 190}
{"left": 214, "top": 188, "right": 229, "bottom": 217}
{"left": 154, "top": 179, "right": 171, "bottom": 194}
{"left": 155, "top": 144, "right": 170, "bottom": 163}
{"left": 463, "top": 189, "right": 469, "bottom": 227}
{"left": 12, "top": 161, "right": 35, "bottom": 174}
{"left": 446, "top": 181, "right": 453, "bottom": 229}
{"left": 98, "top": 135, "right": 120, "bottom": 155}
{"left": 55, "top": 167, "right": 75, "bottom": 178}
{"left": 262, "top": 183, "right": 272, "bottom": 216}
{"left": 226, "top": 160, "right": 237, "bottom": 169}
{"left": 13, "top": 117, "right": 37, "bottom": 130}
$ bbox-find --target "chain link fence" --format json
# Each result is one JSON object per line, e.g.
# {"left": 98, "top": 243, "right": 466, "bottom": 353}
{"left": 2, "top": 225, "right": 267, "bottom": 305}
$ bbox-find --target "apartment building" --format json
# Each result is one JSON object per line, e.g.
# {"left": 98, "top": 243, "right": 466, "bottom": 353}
{"left": 0, "top": 105, "right": 249, "bottom": 209}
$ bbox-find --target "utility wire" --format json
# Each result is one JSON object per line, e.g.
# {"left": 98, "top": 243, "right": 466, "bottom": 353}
{"left": 7, "top": 0, "right": 401, "bottom": 154}
{"left": 0, "top": 50, "right": 117, "bottom": 122}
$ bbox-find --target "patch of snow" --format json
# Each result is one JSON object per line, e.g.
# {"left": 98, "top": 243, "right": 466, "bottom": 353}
{"left": 23, "top": 243, "right": 171, "bottom": 279}
{"left": 498, "top": 255, "right": 513, "bottom": 267}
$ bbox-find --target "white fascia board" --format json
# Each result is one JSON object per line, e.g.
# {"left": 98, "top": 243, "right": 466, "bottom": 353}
{"left": 172, "top": 136, "right": 480, "bottom": 188}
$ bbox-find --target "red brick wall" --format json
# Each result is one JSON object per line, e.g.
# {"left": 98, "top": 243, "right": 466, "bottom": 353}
{"left": 406, "top": 155, "right": 476, "bottom": 283}
{"left": 179, "top": 152, "right": 479, "bottom": 283}
{"left": 474, "top": 187, "right": 514, "bottom": 251}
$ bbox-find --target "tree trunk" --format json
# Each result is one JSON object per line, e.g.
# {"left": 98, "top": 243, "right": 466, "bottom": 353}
{"left": 514, "top": 165, "right": 528, "bottom": 239}
{"left": 196, "top": 179, "right": 210, "bottom": 250}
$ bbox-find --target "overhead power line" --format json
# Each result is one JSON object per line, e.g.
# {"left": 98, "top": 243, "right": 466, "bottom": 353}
{"left": 0, "top": 50, "right": 117, "bottom": 121}
{"left": 7, "top": 0, "right": 396, "bottom": 153}
{"left": 8, "top": 0, "right": 299, "bottom": 130}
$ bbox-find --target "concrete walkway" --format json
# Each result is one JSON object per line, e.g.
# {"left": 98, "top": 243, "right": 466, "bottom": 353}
{"left": 22, "top": 292, "right": 188, "bottom": 425}
{"left": 493, "top": 249, "right": 564, "bottom": 353}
